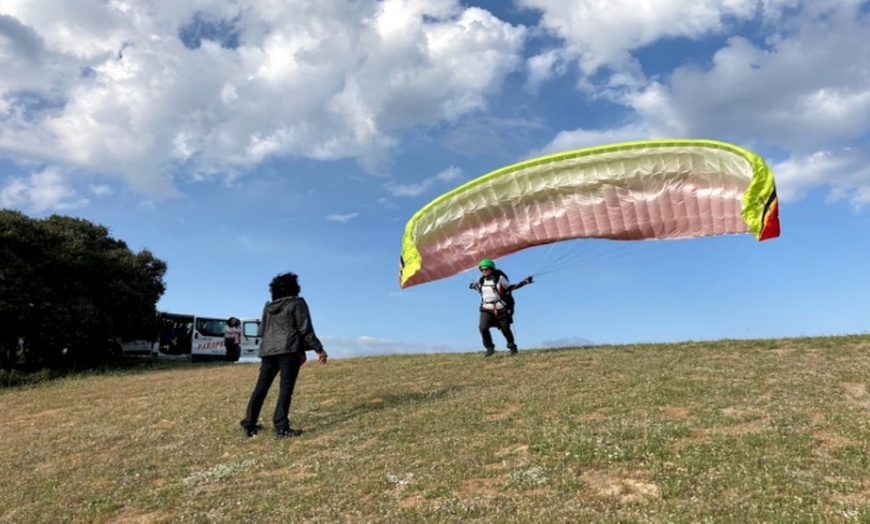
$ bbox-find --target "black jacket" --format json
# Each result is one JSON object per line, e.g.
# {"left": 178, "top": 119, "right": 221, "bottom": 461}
{"left": 257, "top": 296, "right": 324, "bottom": 357}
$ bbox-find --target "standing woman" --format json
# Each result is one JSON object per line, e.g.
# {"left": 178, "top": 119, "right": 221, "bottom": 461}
{"left": 223, "top": 317, "right": 242, "bottom": 362}
{"left": 240, "top": 272, "right": 328, "bottom": 439}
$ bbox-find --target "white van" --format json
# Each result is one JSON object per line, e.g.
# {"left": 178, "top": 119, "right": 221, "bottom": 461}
{"left": 122, "top": 313, "right": 260, "bottom": 361}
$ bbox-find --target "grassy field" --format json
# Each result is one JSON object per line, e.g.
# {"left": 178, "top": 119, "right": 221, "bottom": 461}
{"left": 2, "top": 335, "right": 870, "bottom": 522}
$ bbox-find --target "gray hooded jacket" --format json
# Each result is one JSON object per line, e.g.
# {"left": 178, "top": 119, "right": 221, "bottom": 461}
{"left": 257, "top": 296, "right": 324, "bottom": 357}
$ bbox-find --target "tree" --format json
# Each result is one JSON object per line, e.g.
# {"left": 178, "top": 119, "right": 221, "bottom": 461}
{"left": 0, "top": 210, "right": 167, "bottom": 370}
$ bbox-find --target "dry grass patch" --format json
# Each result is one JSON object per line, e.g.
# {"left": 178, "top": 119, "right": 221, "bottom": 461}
{"left": 580, "top": 468, "right": 661, "bottom": 504}
{"left": 3, "top": 335, "right": 870, "bottom": 521}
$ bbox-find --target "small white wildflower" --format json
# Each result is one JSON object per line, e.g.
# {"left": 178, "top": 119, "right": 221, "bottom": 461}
{"left": 182, "top": 460, "right": 259, "bottom": 487}
{"left": 386, "top": 472, "right": 414, "bottom": 487}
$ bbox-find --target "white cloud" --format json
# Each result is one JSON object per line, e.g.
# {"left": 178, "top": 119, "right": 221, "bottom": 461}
{"left": 385, "top": 165, "right": 461, "bottom": 197}
{"left": 629, "top": 2, "right": 870, "bottom": 205}
{"left": 519, "top": 0, "right": 759, "bottom": 84}
{"left": 1, "top": 0, "right": 868, "bottom": 208}
{"left": 524, "top": 48, "right": 566, "bottom": 93}
{"left": 89, "top": 183, "right": 112, "bottom": 196}
{"left": 537, "top": 336, "right": 596, "bottom": 348}
{"left": 525, "top": 0, "right": 870, "bottom": 203}
{"left": 320, "top": 334, "right": 462, "bottom": 358}
{"left": 0, "top": 0, "right": 525, "bottom": 195}
{"left": 534, "top": 124, "right": 657, "bottom": 157}
{"left": 772, "top": 148, "right": 870, "bottom": 207}
{"left": 326, "top": 212, "right": 360, "bottom": 223}
{"left": 625, "top": 13, "right": 870, "bottom": 150}
{"left": 0, "top": 167, "right": 87, "bottom": 211}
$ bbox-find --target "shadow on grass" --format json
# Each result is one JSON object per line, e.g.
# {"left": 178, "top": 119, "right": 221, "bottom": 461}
{"left": 311, "top": 386, "right": 463, "bottom": 431}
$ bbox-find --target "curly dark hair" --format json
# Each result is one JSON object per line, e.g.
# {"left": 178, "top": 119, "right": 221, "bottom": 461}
{"left": 269, "top": 272, "right": 301, "bottom": 300}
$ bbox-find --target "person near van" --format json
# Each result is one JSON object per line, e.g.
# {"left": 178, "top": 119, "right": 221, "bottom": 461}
{"left": 240, "top": 272, "right": 328, "bottom": 439}
{"left": 223, "top": 317, "right": 242, "bottom": 361}
{"left": 469, "top": 258, "right": 533, "bottom": 357}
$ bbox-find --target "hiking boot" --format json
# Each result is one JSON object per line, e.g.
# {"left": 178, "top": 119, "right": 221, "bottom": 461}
{"left": 241, "top": 423, "right": 264, "bottom": 437}
{"left": 484, "top": 348, "right": 495, "bottom": 357}
{"left": 274, "top": 428, "right": 304, "bottom": 439}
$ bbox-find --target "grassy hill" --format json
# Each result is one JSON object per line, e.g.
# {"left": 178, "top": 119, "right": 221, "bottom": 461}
{"left": 2, "top": 335, "right": 870, "bottom": 522}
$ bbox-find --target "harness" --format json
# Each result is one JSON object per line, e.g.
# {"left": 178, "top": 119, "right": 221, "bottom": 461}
{"left": 478, "top": 269, "right": 514, "bottom": 314}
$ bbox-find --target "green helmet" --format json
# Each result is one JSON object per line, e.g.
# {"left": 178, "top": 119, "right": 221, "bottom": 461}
{"left": 478, "top": 258, "right": 496, "bottom": 269}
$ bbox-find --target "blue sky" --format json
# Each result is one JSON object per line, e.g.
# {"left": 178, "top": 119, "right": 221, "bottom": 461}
{"left": 2, "top": 0, "right": 870, "bottom": 357}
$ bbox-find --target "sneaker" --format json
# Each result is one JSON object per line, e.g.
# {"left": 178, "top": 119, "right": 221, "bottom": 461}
{"left": 484, "top": 348, "right": 495, "bottom": 357}
{"left": 274, "top": 428, "right": 304, "bottom": 439}
{"left": 241, "top": 423, "right": 264, "bottom": 437}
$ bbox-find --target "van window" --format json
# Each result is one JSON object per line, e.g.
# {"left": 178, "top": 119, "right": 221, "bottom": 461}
{"left": 243, "top": 321, "right": 259, "bottom": 337}
{"left": 196, "top": 318, "right": 227, "bottom": 337}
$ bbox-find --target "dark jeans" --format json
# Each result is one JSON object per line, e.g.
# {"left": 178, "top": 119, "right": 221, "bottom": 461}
{"left": 242, "top": 353, "right": 302, "bottom": 431}
{"left": 225, "top": 340, "right": 240, "bottom": 361}
{"left": 479, "top": 310, "right": 516, "bottom": 350}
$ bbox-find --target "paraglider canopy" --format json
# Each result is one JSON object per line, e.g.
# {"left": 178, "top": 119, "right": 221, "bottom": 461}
{"left": 399, "top": 139, "right": 780, "bottom": 289}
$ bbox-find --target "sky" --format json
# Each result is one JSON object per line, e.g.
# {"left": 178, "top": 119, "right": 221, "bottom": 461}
{"left": 2, "top": 0, "right": 870, "bottom": 358}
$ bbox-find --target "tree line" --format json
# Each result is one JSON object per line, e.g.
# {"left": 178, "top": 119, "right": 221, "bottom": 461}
{"left": 1, "top": 210, "right": 167, "bottom": 372}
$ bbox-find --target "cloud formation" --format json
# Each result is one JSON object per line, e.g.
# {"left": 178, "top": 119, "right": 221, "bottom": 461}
{"left": 385, "top": 166, "right": 462, "bottom": 197}
{"left": 0, "top": 167, "right": 86, "bottom": 211}
{"left": 526, "top": 0, "right": 870, "bottom": 204}
{"left": 320, "top": 334, "right": 462, "bottom": 358}
{"left": 1, "top": 0, "right": 869, "bottom": 208}
{"left": 326, "top": 212, "right": 360, "bottom": 223}
{"left": 0, "top": 0, "right": 525, "bottom": 197}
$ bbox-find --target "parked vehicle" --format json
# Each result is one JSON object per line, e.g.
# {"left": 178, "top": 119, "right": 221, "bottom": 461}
{"left": 121, "top": 313, "right": 260, "bottom": 361}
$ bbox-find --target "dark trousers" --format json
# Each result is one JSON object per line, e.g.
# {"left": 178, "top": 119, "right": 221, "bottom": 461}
{"left": 242, "top": 353, "right": 302, "bottom": 431}
{"left": 479, "top": 310, "right": 516, "bottom": 350}
{"left": 225, "top": 340, "right": 240, "bottom": 361}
